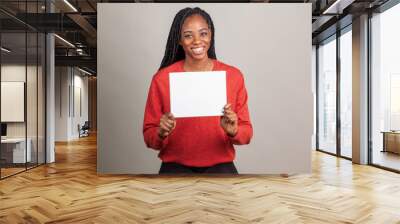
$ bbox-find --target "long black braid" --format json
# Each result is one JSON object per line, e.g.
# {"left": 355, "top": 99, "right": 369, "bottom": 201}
{"left": 159, "top": 7, "right": 217, "bottom": 70}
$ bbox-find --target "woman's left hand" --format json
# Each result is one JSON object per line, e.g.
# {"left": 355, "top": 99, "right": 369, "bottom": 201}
{"left": 220, "top": 103, "right": 238, "bottom": 137}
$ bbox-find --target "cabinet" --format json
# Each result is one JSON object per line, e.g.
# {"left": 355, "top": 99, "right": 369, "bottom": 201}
{"left": 382, "top": 131, "right": 400, "bottom": 154}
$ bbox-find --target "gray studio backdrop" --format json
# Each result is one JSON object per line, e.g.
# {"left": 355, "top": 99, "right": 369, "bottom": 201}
{"left": 98, "top": 3, "right": 312, "bottom": 174}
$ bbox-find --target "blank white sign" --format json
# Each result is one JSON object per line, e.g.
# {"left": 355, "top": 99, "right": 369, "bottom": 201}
{"left": 169, "top": 71, "right": 226, "bottom": 118}
{"left": 1, "top": 82, "right": 25, "bottom": 122}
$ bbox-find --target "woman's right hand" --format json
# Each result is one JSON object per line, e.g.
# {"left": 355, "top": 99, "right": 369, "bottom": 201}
{"left": 158, "top": 113, "right": 176, "bottom": 139}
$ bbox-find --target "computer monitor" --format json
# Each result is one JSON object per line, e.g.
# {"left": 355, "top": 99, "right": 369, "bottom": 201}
{"left": 1, "top": 123, "right": 7, "bottom": 137}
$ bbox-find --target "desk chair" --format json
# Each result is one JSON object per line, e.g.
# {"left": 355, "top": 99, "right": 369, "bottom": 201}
{"left": 78, "top": 121, "right": 90, "bottom": 138}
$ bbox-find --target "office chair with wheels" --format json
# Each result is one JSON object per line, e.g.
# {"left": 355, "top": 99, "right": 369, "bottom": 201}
{"left": 78, "top": 121, "right": 90, "bottom": 138}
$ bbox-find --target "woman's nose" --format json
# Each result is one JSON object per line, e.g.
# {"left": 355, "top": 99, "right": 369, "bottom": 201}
{"left": 193, "top": 35, "right": 201, "bottom": 44}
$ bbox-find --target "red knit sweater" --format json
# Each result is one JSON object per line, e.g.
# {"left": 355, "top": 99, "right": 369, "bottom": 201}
{"left": 143, "top": 60, "right": 253, "bottom": 167}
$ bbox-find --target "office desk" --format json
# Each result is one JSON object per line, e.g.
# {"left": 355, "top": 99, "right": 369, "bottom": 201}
{"left": 382, "top": 131, "right": 400, "bottom": 154}
{"left": 1, "top": 138, "right": 31, "bottom": 164}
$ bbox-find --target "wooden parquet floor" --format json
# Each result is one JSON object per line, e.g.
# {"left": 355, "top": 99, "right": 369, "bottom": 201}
{"left": 1, "top": 134, "right": 400, "bottom": 224}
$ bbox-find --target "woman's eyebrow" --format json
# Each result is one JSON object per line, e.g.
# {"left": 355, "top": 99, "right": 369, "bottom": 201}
{"left": 182, "top": 28, "right": 208, "bottom": 34}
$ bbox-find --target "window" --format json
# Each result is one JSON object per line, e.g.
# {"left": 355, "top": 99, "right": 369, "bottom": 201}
{"left": 340, "top": 28, "right": 352, "bottom": 158}
{"left": 371, "top": 3, "right": 400, "bottom": 171}
{"left": 317, "top": 36, "right": 337, "bottom": 154}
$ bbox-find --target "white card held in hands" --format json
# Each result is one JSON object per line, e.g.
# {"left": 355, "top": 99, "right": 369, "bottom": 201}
{"left": 169, "top": 71, "right": 227, "bottom": 118}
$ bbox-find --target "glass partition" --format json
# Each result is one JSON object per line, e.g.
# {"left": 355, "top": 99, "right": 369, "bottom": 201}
{"left": 0, "top": 1, "right": 46, "bottom": 179}
{"left": 1, "top": 31, "right": 28, "bottom": 177}
{"left": 317, "top": 36, "right": 337, "bottom": 154}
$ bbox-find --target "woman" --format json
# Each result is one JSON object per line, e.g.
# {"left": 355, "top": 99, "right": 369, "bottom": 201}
{"left": 143, "top": 7, "right": 253, "bottom": 174}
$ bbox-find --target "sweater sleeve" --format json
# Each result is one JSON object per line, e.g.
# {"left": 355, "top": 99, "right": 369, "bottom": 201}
{"left": 143, "top": 76, "right": 168, "bottom": 150}
{"left": 229, "top": 73, "right": 253, "bottom": 145}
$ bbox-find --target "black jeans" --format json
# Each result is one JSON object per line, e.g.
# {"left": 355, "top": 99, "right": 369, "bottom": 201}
{"left": 159, "top": 162, "right": 238, "bottom": 174}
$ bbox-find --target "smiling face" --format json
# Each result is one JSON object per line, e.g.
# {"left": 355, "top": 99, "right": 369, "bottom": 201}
{"left": 179, "top": 14, "right": 212, "bottom": 61}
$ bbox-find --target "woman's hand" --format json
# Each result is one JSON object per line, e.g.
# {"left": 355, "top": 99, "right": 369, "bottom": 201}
{"left": 158, "top": 113, "right": 176, "bottom": 139}
{"left": 220, "top": 104, "right": 238, "bottom": 137}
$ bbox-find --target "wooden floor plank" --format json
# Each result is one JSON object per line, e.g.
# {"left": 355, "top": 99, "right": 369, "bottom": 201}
{"left": 1, "top": 134, "right": 400, "bottom": 223}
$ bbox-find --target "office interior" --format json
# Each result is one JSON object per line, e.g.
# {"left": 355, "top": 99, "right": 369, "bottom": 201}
{"left": 0, "top": 0, "right": 97, "bottom": 179}
{"left": 0, "top": 0, "right": 400, "bottom": 223}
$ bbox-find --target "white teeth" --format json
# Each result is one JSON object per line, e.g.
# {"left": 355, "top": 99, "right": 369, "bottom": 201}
{"left": 192, "top": 47, "right": 204, "bottom": 54}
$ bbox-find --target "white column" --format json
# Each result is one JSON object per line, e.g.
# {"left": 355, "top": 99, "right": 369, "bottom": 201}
{"left": 46, "top": 33, "right": 55, "bottom": 163}
{"left": 45, "top": 0, "right": 55, "bottom": 163}
{"left": 352, "top": 14, "right": 369, "bottom": 164}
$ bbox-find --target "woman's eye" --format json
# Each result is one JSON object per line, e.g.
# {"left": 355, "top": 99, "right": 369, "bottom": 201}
{"left": 184, "top": 35, "right": 192, "bottom": 39}
{"left": 200, "top": 32, "right": 208, "bottom": 37}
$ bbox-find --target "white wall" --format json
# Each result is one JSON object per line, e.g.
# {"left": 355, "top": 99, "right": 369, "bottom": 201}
{"left": 55, "top": 67, "right": 89, "bottom": 141}
{"left": 55, "top": 66, "right": 69, "bottom": 141}
{"left": 72, "top": 72, "right": 89, "bottom": 138}
{"left": 1, "top": 65, "right": 37, "bottom": 137}
{"left": 1, "top": 66, "right": 26, "bottom": 136}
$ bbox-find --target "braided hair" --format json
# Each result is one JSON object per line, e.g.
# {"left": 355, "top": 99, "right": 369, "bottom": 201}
{"left": 159, "top": 7, "right": 217, "bottom": 70}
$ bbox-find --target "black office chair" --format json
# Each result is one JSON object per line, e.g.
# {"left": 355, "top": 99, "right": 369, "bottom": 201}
{"left": 79, "top": 121, "right": 90, "bottom": 138}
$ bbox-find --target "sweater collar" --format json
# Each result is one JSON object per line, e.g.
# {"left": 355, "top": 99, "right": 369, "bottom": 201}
{"left": 179, "top": 59, "right": 218, "bottom": 72}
